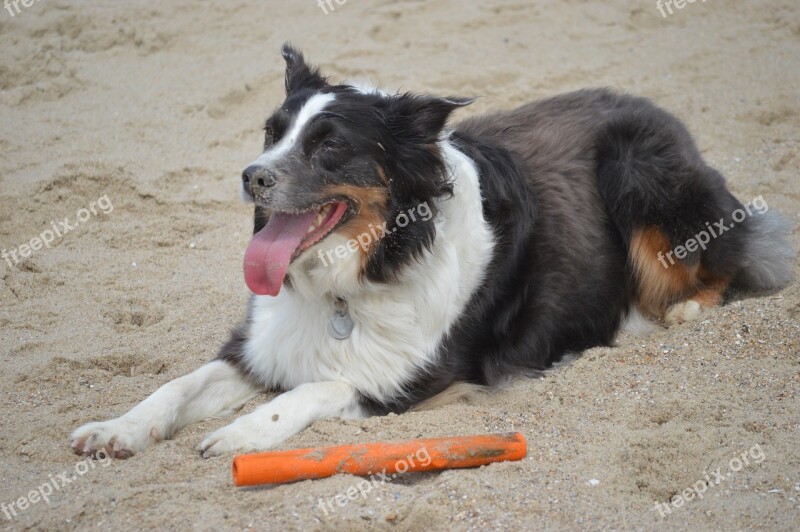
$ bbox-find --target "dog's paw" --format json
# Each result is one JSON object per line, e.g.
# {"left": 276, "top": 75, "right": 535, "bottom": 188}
{"left": 665, "top": 300, "right": 702, "bottom": 326}
{"left": 198, "top": 418, "right": 279, "bottom": 458}
{"left": 71, "top": 417, "right": 154, "bottom": 459}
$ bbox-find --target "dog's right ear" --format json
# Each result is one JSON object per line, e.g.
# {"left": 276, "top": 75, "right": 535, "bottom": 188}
{"left": 281, "top": 43, "right": 328, "bottom": 95}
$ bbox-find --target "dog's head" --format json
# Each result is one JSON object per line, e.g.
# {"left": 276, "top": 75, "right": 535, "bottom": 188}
{"left": 241, "top": 44, "right": 471, "bottom": 296}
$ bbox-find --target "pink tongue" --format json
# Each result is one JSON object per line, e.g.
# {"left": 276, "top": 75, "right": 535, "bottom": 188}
{"left": 243, "top": 211, "right": 317, "bottom": 296}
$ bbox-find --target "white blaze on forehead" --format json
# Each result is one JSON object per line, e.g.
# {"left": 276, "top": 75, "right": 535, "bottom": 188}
{"left": 250, "top": 92, "right": 336, "bottom": 167}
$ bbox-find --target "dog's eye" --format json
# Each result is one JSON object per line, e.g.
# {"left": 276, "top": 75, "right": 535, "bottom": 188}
{"left": 320, "top": 138, "right": 346, "bottom": 151}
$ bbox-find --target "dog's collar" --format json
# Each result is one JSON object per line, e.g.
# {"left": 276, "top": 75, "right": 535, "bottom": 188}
{"left": 327, "top": 297, "right": 354, "bottom": 340}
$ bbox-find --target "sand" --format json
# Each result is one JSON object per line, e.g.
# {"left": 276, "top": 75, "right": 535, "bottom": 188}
{"left": 1, "top": 0, "right": 798, "bottom": 529}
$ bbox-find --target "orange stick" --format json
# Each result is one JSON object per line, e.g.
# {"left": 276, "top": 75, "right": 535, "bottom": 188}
{"left": 232, "top": 432, "right": 526, "bottom": 487}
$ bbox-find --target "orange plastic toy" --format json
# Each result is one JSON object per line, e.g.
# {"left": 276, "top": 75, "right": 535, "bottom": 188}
{"left": 232, "top": 432, "right": 527, "bottom": 487}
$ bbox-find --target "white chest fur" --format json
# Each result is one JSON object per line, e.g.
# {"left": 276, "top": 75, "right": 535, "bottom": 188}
{"left": 242, "top": 141, "right": 495, "bottom": 402}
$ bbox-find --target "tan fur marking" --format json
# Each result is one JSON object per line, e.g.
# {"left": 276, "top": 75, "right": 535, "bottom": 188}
{"left": 322, "top": 184, "right": 389, "bottom": 269}
{"left": 690, "top": 274, "right": 729, "bottom": 309}
{"left": 630, "top": 227, "right": 732, "bottom": 318}
{"left": 630, "top": 227, "right": 699, "bottom": 316}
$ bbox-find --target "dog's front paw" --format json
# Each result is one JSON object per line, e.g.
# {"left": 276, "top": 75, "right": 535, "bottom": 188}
{"left": 71, "top": 417, "right": 154, "bottom": 459}
{"left": 199, "top": 417, "right": 279, "bottom": 458}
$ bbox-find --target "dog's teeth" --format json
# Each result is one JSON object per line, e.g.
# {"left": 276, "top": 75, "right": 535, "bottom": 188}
{"left": 303, "top": 205, "right": 333, "bottom": 237}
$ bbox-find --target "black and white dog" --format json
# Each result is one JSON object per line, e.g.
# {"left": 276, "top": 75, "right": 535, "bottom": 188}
{"left": 72, "top": 45, "right": 793, "bottom": 458}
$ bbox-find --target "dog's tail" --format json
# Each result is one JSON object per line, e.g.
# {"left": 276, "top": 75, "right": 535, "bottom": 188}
{"left": 734, "top": 208, "right": 795, "bottom": 291}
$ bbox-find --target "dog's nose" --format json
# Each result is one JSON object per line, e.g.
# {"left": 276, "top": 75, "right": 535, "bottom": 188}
{"left": 242, "top": 165, "right": 277, "bottom": 189}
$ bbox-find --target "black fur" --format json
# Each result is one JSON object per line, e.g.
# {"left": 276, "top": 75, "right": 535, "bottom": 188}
{"left": 593, "top": 95, "right": 748, "bottom": 281}
{"left": 281, "top": 43, "right": 328, "bottom": 95}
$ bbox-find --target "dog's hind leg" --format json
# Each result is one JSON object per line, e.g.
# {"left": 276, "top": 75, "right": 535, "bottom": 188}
{"left": 628, "top": 227, "right": 732, "bottom": 325}
{"left": 71, "top": 360, "right": 260, "bottom": 458}
{"left": 596, "top": 98, "right": 745, "bottom": 326}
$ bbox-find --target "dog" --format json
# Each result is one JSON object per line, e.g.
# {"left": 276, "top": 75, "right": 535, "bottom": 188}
{"left": 71, "top": 44, "right": 794, "bottom": 458}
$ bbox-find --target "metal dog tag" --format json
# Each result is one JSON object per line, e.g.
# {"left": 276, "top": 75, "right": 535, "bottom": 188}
{"left": 328, "top": 298, "right": 354, "bottom": 340}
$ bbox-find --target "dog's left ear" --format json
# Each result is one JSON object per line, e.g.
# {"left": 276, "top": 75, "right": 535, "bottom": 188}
{"left": 281, "top": 43, "right": 328, "bottom": 95}
{"left": 388, "top": 94, "right": 474, "bottom": 143}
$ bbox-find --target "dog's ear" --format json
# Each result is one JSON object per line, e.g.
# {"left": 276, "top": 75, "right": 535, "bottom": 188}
{"left": 388, "top": 94, "right": 473, "bottom": 143}
{"left": 281, "top": 43, "right": 328, "bottom": 95}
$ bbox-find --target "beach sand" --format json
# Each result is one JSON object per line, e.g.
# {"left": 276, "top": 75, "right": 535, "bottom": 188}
{"left": 1, "top": 0, "right": 798, "bottom": 529}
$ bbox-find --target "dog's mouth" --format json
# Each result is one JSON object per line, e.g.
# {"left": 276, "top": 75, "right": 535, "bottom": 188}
{"left": 243, "top": 201, "right": 350, "bottom": 296}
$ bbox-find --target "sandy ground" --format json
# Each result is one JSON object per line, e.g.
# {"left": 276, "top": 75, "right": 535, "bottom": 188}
{"left": 1, "top": 0, "right": 799, "bottom": 530}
